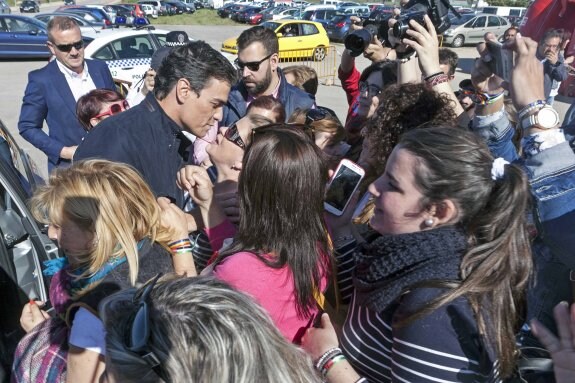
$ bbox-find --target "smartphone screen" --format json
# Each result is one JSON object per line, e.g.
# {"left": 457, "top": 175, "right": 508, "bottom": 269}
{"left": 325, "top": 164, "right": 363, "bottom": 212}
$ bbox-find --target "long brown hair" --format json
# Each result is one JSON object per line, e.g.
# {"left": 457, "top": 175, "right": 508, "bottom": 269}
{"left": 399, "top": 126, "right": 532, "bottom": 378}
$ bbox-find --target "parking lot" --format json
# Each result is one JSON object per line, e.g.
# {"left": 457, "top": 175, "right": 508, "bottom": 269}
{"left": 1, "top": 19, "right": 573, "bottom": 177}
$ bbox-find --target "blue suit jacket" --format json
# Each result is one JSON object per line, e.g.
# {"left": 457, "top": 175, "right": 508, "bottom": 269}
{"left": 18, "top": 59, "right": 115, "bottom": 170}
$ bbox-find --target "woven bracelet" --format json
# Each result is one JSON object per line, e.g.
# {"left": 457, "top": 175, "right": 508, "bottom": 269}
{"left": 321, "top": 354, "right": 347, "bottom": 377}
{"left": 425, "top": 73, "right": 449, "bottom": 87}
{"left": 314, "top": 347, "right": 342, "bottom": 370}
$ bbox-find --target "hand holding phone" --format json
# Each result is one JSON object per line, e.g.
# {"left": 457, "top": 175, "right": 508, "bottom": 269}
{"left": 324, "top": 159, "right": 365, "bottom": 216}
{"left": 486, "top": 41, "right": 513, "bottom": 83}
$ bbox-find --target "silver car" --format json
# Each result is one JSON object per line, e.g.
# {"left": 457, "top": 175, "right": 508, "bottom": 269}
{"left": 0, "top": 1, "right": 10, "bottom": 14}
{"left": 442, "top": 13, "right": 510, "bottom": 48}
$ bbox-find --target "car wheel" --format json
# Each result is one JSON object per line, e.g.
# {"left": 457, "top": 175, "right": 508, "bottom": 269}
{"left": 313, "top": 46, "right": 326, "bottom": 61}
{"left": 451, "top": 34, "right": 464, "bottom": 48}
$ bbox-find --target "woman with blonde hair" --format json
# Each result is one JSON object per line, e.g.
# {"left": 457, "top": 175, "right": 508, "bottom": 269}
{"left": 14, "top": 159, "right": 194, "bottom": 383}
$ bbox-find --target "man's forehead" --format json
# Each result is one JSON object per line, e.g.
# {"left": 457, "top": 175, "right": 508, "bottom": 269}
{"left": 239, "top": 42, "right": 266, "bottom": 58}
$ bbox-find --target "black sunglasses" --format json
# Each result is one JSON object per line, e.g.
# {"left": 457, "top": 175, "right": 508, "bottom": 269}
{"left": 305, "top": 108, "right": 335, "bottom": 125}
{"left": 234, "top": 53, "right": 273, "bottom": 72}
{"left": 359, "top": 81, "right": 382, "bottom": 96}
{"left": 223, "top": 122, "right": 246, "bottom": 149}
{"left": 124, "top": 274, "right": 171, "bottom": 382}
{"left": 51, "top": 40, "right": 84, "bottom": 53}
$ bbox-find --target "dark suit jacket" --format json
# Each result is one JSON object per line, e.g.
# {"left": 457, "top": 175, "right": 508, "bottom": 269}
{"left": 18, "top": 59, "right": 115, "bottom": 170}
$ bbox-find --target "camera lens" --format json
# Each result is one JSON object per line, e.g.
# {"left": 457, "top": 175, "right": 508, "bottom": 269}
{"left": 392, "top": 20, "right": 409, "bottom": 39}
{"left": 344, "top": 29, "right": 372, "bottom": 57}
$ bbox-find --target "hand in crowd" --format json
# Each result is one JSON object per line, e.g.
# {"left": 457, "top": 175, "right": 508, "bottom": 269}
{"left": 402, "top": 15, "right": 441, "bottom": 78}
{"left": 60, "top": 145, "right": 77, "bottom": 160}
{"left": 176, "top": 165, "right": 214, "bottom": 209}
{"left": 157, "top": 196, "right": 189, "bottom": 239}
{"left": 508, "top": 34, "right": 545, "bottom": 109}
{"left": 142, "top": 68, "right": 156, "bottom": 95}
{"left": 301, "top": 313, "right": 340, "bottom": 361}
{"left": 364, "top": 35, "right": 395, "bottom": 62}
{"left": 471, "top": 43, "right": 505, "bottom": 95}
{"left": 20, "top": 300, "right": 50, "bottom": 333}
{"left": 545, "top": 49, "right": 559, "bottom": 65}
{"left": 215, "top": 191, "right": 240, "bottom": 224}
{"left": 531, "top": 302, "right": 575, "bottom": 383}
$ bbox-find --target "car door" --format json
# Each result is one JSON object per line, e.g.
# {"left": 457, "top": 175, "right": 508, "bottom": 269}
{"left": 0, "top": 16, "right": 49, "bottom": 58}
{"left": 0, "top": 118, "right": 57, "bottom": 379}
{"left": 467, "top": 15, "right": 486, "bottom": 43}
{"left": 277, "top": 22, "right": 300, "bottom": 52}
{"left": 486, "top": 15, "right": 501, "bottom": 36}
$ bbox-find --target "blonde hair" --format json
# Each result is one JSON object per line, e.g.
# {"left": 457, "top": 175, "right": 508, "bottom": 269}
{"left": 29, "top": 160, "right": 173, "bottom": 285}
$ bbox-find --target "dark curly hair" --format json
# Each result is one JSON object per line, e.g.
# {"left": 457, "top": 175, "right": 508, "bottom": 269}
{"left": 362, "top": 82, "right": 458, "bottom": 180}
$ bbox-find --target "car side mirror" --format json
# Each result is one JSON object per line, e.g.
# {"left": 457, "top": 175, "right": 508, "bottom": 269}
{"left": 29, "top": 29, "right": 38, "bottom": 36}
{"left": 276, "top": 32, "right": 283, "bottom": 38}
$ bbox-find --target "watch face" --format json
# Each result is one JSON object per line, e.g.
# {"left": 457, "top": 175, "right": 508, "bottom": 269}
{"left": 538, "top": 107, "right": 560, "bottom": 128}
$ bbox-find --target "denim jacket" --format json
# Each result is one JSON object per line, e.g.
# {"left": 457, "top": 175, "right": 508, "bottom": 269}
{"left": 471, "top": 108, "right": 575, "bottom": 330}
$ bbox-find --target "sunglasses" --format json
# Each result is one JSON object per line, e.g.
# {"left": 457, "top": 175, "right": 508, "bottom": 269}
{"left": 93, "top": 100, "right": 130, "bottom": 119}
{"left": 234, "top": 53, "right": 273, "bottom": 72}
{"left": 124, "top": 273, "right": 171, "bottom": 382}
{"left": 223, "top": 122, "right": 246, "bottom": 149}
{"left": 51, "top": 40, "right": 84, "bottom": 53}
{"left": 359, "top": 81, "right": 382, "bottom": 97}
{"left": 305, "top": 108, "right": 335, "bottom": 125}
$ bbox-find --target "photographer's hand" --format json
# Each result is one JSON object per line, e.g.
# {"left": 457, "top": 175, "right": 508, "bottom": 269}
{"left": 402, "top": 15, "right": 440, "bottom": 77}
{"left": 509, "top": 33, "right": 545, "bottom": 110}
{"left": 364, "top": 35, "right": 395, "bottom": 62}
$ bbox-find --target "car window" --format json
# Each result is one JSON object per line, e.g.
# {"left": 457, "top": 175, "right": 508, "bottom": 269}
{"left": 301, "top": 23, "right": 318, "bottom": 35}
{"left": 111, "top": 35, "right": 155, "bottom": 58}
{"left": 93, "top": 44, "right": 115, "bottom": 60}
{"left": 472, "top": 16, "right": 486, "bottom": 28}
{"left": 6, "top": 18, "right": 37, "bottom": 33}
{"left": 499, "top": 16, "right": 508, "bottom": 25}
{"left": 487, "top": 16, "right": 500, "bottom": 27}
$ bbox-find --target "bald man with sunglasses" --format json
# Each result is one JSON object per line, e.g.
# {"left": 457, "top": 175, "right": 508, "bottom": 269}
{"left": 221, "top": 26, "right": 315, "bottom": 126}
{"left": 18, "top": 16, "right": 115, "bottom": 172}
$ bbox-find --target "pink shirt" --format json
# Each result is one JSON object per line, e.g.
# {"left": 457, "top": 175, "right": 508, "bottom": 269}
{"left": 206, "top": 220, "right": 326, "bottom": 343}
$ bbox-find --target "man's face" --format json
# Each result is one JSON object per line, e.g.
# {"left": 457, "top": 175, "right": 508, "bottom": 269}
{"left": 237, "top": 42, "right": 278, "bottom": 97}
{"left": 439, "top": 63, "right": 455, "bottom": 81}
{"left": 181, "top": 78, "right": 231, "bottom": 138}
{"left": 504, "top": 29, "right": 517, "bottom": 42}
{"left": 540, "top": 37, "right": 561, "bottom": 56}
{"left": 47, "top": 26, "right": 84, "bottom": 74}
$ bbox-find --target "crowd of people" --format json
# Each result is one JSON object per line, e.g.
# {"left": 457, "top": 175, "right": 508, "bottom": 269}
{"left": 7, "top": 10, "right": 575, "bottom": 383}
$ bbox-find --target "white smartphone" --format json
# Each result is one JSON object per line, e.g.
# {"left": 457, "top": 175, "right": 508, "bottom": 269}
{"left": 486, "top": 41, "right": 513, "bottom": 83}
{"left": 324, "top": 159, "right": 365, "bottom": 216}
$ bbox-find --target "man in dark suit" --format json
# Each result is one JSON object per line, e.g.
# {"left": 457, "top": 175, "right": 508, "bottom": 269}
{"left": 18, "top": 16, "right": 115, "bottom": 171}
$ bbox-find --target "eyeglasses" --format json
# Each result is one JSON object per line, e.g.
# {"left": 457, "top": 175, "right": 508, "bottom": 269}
{"left": 51, "top": 40, "right": 84, "bottom": 53}
{"left": 234, "top": 53, "right": 273, "bottom": 72}
{"left": 359, "top": 81, "right": 382, "bottom": 97}
{"left": 305, "top": 108, "right": 335, "bottom": 125}
{"left": 124, "top": 273, "right": 171, "bottom": 382}
{"left": 92, "top": 100, "right": 130, "bottom": 119}
{"left": 223, "top": 122, "right": 246, "bottom": 149}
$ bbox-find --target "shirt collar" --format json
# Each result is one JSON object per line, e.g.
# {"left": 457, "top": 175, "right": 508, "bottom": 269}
{"left": 56, "top": 59, "right": 89, "bottom": 80}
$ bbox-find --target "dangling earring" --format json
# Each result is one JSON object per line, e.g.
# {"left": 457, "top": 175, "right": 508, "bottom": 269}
{"left": 424, "top": 218, "right": 434, "bottom": 227}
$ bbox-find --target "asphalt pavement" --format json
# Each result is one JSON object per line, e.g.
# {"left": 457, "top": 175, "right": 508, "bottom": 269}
{"left": 0, "top": 17, "right": 572, "bottom": 178}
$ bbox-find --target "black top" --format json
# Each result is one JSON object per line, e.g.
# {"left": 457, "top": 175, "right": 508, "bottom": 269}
{"left": 74, "top": 93, "right": 193, "bottom": 207}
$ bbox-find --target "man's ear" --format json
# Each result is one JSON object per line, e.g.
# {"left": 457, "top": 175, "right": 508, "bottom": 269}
{"left": 270, "top": 53, "right": 279, "bottom": 72}
{"left": 47, "top": 42, "right": 56, "bottom": 57}
{"left": 175, "top": 78, "right": 194, "bottom": 103}
{"left": 427, "top": 200, "right": 458, "bottom": 227}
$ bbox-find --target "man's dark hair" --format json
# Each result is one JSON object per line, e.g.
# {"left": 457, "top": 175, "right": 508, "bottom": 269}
{"left": 540, "top": 28, "right": 563, "bottom": 44}
{"left": 438, "top": 48, "right": 458, "bottom": 77}
{"left": 47, "top": 16, "right": 79, "bottom": 43}
{"left": 237, "top": 26, "right": 279, "bottom": 56}
{"left": 359, "top": 60, "right": 397, "bottom": 87}
{"left": 154, "top": 41, "right": 237, "bottom": 100}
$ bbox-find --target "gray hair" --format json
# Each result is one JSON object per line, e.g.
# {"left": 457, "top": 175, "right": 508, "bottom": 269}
{"left": 100, "top": 275, "right": 321, "bottom": 383}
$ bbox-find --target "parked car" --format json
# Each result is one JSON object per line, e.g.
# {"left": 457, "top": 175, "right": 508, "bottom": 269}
{"left": 138, "top": 0, "right": 164, "bottom": 14}
{"left": 364, "top": 4, "right": 394, "bottom": 27}
{"left": 0, "top": 0, "right": 11, "bottom": 14}
{"left": 217, "top": 2, "right": 236, "bottom": 17}
{"left": 83, "top": 28, "right": 170, "bottom": 86}
{"left": 325, "top": 13, "right": 356, "bottom": 42}
{"left": 63, "top": 0, "right": 76, "bottom": 5}
{"left": 337, "top": 4, "right": 370, "bottom": 16}
{"left": 35, "top": 12, "right": 105, "bottom": 33}
{"left": 271, "top": 7, "right": 302, "bottom": 20}
{"left": 19, "top": 0, "right": 39, "bottom": 13}
{"left": 119, "top": 3, "right": 146, "bottom": 18}
{"left": 229, "top": 4, "right": 251, "bottom": 20}
{"left": 442, "top": 13, "right": 509, "bottom": 47}
{"left": 160, "top": 0, "right": 177, "bottom": 15}
{"left": 109, "top": 4, "right": 135, "bottom": 25}
{"left": 164, "top": 0, "right": 194, "bottom": 13}
{"left": 301, "top": 8, "right": 337, "bottom": 29}
{"left": 237, "top": 6, "right": 262, "bottom": 22}
{"left": 222, "top": 19, "right": 330, "bottom": 61}
{"left": 260, "top": 5, "right": 290, "bottom": 21}
{"left": 58, "top": 6, "right": 114, "bottom": 27}
{"left": 0, "top": 14, "right": 49, "bottom": 58}
{"left": 247, "top": 11, "right": 263, "bottom": 24}
{"left": 140, "top": 4, "right": 158, "bottom": 18}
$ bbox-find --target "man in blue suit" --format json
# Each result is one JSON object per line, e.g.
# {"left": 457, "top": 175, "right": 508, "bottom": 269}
{"left": 18, "top": 16, "right": 115, "bottom": 171}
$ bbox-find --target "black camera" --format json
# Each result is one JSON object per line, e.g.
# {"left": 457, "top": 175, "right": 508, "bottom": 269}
{"left": 344, "top": 23, "right": 389, "bottom": 58}
{"left": 391, "top": 0, "right": 454, "bottom": 40}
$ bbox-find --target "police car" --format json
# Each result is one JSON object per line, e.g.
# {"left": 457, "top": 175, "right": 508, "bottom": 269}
{"left": 83, "top": 27, "right": 171, "bottom": 87}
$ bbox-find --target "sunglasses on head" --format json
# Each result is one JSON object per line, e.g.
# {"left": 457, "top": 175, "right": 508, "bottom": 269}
{"left": 93, "top": 100, "right": 130, "bottom": 120}
{"left": 51, "top": 40, "right": 84, "bottom": 53}
{"left": 359, "top": 81, "right": 382, "bottom": 96}
{"left": 223, "top": 122, "right": 246, "bottom": 149}
{"left": 124, "top": 273, "right": 171, "bottom": 382}
{"left": 305, "top": 108, "right": 335, "bottom": 125}
{"left": 234, "top": 53, "right": 273, "bottom": 72}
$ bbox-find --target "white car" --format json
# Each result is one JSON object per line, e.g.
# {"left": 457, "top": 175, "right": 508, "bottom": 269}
{"left": 140, "top": 4, "right": 158, "bottom": 18}
{"left": 84, "top": 28, "right": 170, "bottom": 87}
{"left": 83, "top": 28, "right": 236, "bottom": 89}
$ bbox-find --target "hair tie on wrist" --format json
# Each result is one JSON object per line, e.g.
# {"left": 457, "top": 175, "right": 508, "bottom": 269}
{"left": 491, "top": 157, "right": 509, "bottom": 180}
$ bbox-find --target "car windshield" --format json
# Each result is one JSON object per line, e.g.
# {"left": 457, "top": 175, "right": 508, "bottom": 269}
{"left": 450, "top": 13, "right": 474, "bottom": 25}
{"left": 22, "top": 1, "right": 36, "bottom": 5}
{"left": 261, "top": 21, "right": 281, "bottom": 30}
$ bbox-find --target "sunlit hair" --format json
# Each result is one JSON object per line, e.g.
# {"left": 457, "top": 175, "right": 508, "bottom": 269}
{"left": 216, "top": 124, "right": 331, "bottom": 317}
{"left": 283, "top": 65, "right": 319, "bottom": 95}
{"left": 438, "top": 48, "right": 458, "bottom": 76}
{"left": 288, "top": 108, "right": 346, "bottom": 147}
{"left": 47, "top": 16, "right": 79, "bottom": 43}
{"left": 237, "top": 26, "right": 279, "bottom": 55}
{"left": 101, "top": 275, "right": 321, "bottom": 383}
{"left": 398, "top": 126, "right": 532, "bottom": 378}
{"left": 76, "top": 89, "right": 125, "bottom": 130}
{"left": 246, "top": 95, "right": 286, "bottom": 122}
{"left": 29, "top": 160, "right": 174, "bottom": 285}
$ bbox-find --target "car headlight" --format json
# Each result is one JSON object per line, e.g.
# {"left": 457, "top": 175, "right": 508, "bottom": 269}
{"left": 443, "top": 29, "right": 454, "bottom": 37}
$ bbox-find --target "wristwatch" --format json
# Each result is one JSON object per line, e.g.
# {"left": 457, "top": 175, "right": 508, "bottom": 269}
{"left": 520, "top": 105, "right": 560, "bottom": 130}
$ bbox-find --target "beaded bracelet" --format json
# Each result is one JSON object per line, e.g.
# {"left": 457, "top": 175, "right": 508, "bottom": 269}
{"left": 423, "top": 71, "right": 444, "bottom": 81}
{"left": 425, "top": 73, "right": 449, "bottom": 87}
{"left": 314, "top": 347, "right": 342, "bottom": 370}
{"left": 321, "top": 354, "right": 347, "bottom": 378}
{"left": 168, "top": 238, "right": 191, "bottom": 248}
{"left": 517, "top": 100, "right": 546, "bottom": 121}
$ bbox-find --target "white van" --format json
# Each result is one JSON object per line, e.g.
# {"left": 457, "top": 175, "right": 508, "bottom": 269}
{"left": 320, "top": 0, "right": 342, "bottom": 6}
{"left": 305, "top": 4, "right": 336, "bottom": 11}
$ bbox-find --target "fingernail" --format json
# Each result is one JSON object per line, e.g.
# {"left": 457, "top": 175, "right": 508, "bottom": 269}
{"left": 559, "top": 301, "right": 569, "bottom": 307}
{"left": 29, "top": 299, "right": 35, "bottom": 305}
{"left": 517, "top": 32, "right": 522, "bottom": 38}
